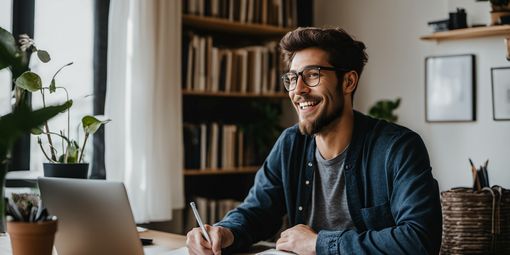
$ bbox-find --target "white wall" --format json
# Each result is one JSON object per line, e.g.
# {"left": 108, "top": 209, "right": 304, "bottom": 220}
{"left": 314, "top": 0, "right": 510, "bottom": 191}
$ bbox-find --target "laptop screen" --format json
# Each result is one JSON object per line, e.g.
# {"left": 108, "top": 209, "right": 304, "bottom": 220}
{"left": 38, "top": 177, "right": 144, "bottom": 255}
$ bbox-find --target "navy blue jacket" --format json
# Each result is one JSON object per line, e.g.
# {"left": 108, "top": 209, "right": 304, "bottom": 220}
{"left": 217, "top": 111, "right": 442, "bottom": 254}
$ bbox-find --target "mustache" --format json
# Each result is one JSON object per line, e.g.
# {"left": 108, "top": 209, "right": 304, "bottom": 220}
{"left": 293, "top": 94, "right": 321, "bottom": 102}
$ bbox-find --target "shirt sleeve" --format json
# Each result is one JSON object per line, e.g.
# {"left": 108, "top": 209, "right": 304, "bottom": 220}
{"left": 215, "top": 129, "right": 291, "bottom": 253}
{"left": 316, "top": 132, "right": 442, "bottom": 255}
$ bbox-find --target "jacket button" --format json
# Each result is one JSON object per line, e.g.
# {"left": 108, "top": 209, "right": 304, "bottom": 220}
{"left": 345, "top": 164, "right": 351, "bottom": 169}
{"left": 307, "top": 162, "right": 312, "bottom": 167}
{"left": 298, "top": 206, "right": 303, "bottom": 211}
{"left": 305, "top": 180, "right": 310, "bottom": 185}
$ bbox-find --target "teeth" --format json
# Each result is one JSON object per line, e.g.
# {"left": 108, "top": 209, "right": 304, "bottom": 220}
{"left": 299, "top": 101, "right": 318, "bottom": 110}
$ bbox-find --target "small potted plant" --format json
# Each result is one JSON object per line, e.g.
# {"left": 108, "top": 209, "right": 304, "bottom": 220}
{"left": 6, "top": 193, "right": 57, "bottom": 255}
{"left": 368, "top": 98, "right": 401, "bottom": 123}
{"left": 11, "top": 32, "right": 110, "bottom": 179}
{"left": 0, "top": 27, "right": 71, "bottom": 232}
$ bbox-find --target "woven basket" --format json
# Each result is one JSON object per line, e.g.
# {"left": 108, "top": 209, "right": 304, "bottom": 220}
{"left": 440, "top": 187, "right": 510, "bottom": 255}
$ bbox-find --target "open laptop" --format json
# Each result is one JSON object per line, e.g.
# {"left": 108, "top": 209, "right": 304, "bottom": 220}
{"left": 38, "top": 177, "right": 145, "bottom": 255}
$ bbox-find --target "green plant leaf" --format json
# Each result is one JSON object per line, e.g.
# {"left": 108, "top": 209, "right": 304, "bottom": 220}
{"left": 0, "top": 26, "right": 19, "bottom": 71}
{"left": 37, "top": 50, "right": 51, "bottom": 63}
{"left": 49, "top": 79, "right": 56, "bottom": 93}
{"left": 0, "top": 101, "right": 73, "bottom": 163}
{"left": 15, "top": 71, "right": 42, "bottom": 92}
{"left": 64, "top": 140, "right": 79, "bottom": 163}
{"left": 82, "top": 115, "right": 110, "bottom": 135}
{"left": 31, "top": 127, "right": 43, "bottom": 135}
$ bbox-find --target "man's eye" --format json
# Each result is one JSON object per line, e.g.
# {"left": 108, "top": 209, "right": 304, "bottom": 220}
{"left": 305, "top": 72, "right": 320, "bottom": 78}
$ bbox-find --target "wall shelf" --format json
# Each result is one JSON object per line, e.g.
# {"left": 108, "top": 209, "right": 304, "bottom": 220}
{"left": 420, "top": 25, "right": 510, "bottom": 41}
{"left": 183, "top": 15, "right": 292, "bottom": 37}
{"left": 182, "top": 89, "right": 288, "bottom": 98}
{"left": 183, "top": 166, "right": 259, "bottom": 176}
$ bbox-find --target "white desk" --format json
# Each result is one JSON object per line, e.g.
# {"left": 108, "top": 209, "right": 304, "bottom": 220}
{"left": 0, "top": 229, "right": 186, "bottom": 255}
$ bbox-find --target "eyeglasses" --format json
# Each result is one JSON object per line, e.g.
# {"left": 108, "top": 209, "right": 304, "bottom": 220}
{"left": 281, "top": 65, "right": 348, "bottom": 91}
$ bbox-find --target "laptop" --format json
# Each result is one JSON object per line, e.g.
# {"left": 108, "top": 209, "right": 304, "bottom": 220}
{"left": 38, "top": 177, "right": 144, "bottom": 255}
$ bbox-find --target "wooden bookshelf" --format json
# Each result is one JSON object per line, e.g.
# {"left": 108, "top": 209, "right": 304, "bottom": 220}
{"left": 420, "top": 25, "right": 510, "bottom": 41}
{"left": 184, "top": 166, "right": 259, "bottom": 176}
{"left": 183, "top": 15, "right": 292, "bottom": 37}
{"left": 182, "top": 90, "right": 288, "bottom": 98}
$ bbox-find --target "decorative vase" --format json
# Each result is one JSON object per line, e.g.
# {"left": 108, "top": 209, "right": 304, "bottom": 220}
{"left": 7, "top": 220, "right": 58, "bottom": 255}
{"left": 43, "top": 163, "right": 89, "bottom": 179}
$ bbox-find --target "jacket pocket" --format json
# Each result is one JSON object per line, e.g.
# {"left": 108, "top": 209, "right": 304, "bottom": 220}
{"left": 360, "top": 201, "right": 395, "bottom": 230}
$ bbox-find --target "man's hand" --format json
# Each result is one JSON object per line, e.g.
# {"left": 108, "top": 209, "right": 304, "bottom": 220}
{"left": 276, "top": 224, "right": 317, "bottom": 255}
{"left": 186, "top": 225, "right": 234, "bottom": 255}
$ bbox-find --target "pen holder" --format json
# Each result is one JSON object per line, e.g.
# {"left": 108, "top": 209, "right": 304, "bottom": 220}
{"left": 7, "top": 220, "right": 58, "bottom": 255}
{"left": 440, "top": 187, "right": 510, "bottom": 254}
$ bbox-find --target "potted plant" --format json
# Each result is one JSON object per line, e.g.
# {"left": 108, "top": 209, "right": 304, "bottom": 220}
{"left": 368, "top": 98, "right": 401, "bottom": 123}
{"left": 3, "top": 27, "right": 110, "bottom": 179}
{"left": 0, "top": 27, "right": 72, "bottom": 232}
{"left": 6, "top": 193, "right": 57, "bottom": 255}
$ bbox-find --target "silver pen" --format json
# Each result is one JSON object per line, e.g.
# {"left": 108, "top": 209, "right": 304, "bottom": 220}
{"left": 190, "top": 202, "right": 212, "bottom": 244}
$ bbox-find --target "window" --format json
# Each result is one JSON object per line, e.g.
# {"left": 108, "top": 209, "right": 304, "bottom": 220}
{"left": 30, "top": 0, "right": 94, "bottom": 170}
{"left": 0, "top": 0, "right": 13, "bottom": 116}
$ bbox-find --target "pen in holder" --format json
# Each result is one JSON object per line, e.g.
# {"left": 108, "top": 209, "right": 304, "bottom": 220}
{"left": 469, "top": 158, "right": 490, "bottom": 192}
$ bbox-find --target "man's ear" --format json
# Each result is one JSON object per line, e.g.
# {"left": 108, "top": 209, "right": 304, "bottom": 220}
{"left": 343, "top": 71, "right": 358, "bottom": 94}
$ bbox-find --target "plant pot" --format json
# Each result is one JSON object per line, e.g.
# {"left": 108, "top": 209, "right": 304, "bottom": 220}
{"left": 43, "top": 163, "right": 89, "bottom": 179}
{"left": 7, "top": 220, "right": 58, "bottom": 255}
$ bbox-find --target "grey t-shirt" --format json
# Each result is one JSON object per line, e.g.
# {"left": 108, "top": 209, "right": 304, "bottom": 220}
{"left": 305, "top": 146, "right": 355, "bottom": 231}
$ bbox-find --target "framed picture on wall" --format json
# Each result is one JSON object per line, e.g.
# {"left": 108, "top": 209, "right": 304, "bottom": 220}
{"left": 425, "top": 54, "right": 476, "bottom": 122}
{"left": 491, "top": 67, "right": 510, "bottom": 121}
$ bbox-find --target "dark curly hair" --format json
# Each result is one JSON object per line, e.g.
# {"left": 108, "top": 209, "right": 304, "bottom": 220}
{"left": 279, "top": 27, "right": 368, "bottom": 86}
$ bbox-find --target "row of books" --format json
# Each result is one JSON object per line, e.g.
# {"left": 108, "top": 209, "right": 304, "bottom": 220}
{"left": 183, "top": 33, "right": 286, "bottom": 94}
{"left": 183, "top": 122, "right": 247, "bottom": 170}
{"left": 185, "top": 197, "right": 242, "bottom": 231}
{"left": 183, "top": 0, "right": 298, "bottom": 28}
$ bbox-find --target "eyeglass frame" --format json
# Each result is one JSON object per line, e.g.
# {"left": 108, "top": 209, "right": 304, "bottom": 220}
{"left": 281, "top": 65, "right": 350, "bottom": 92}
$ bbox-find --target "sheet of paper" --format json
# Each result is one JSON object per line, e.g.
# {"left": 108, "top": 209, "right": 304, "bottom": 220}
{"left": 159, "top": 246, "right": 189, "bottom": 255}
{"left": 256, "top": 248, "right": 295, "bottom": 255}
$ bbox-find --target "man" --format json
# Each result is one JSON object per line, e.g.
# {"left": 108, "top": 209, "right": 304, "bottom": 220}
{"left": 186, "top": 27, "right": 442, "bottom": 255}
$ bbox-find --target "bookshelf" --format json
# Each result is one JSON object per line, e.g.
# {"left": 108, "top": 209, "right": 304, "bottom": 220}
{"left": 183, "top": 15, "right": 291, "bottom": 37}
{"left": 183, "top": 166, "right": 259, "bottom": 176}
{"left": 180, "top": 0, "right": 310, "bottom": 233}
{"left": 420, "top": 25, "right": 510, "bottom": 41}
{"left": 182, "top": 89, "right": 288, "bottom": 98}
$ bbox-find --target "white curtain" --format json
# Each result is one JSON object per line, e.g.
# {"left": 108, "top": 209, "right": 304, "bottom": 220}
{"left": 105, "top": 0, "right": 184, "bottom": 223}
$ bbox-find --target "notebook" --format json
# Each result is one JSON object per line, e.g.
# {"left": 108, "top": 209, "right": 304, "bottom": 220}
{"left": 38, "top": 177, "right": 144, "bottom": 255}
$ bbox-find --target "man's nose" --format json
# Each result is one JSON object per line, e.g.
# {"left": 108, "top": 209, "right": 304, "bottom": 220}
{"left": 294, "top": 75, "right": 310, "bottom": 95}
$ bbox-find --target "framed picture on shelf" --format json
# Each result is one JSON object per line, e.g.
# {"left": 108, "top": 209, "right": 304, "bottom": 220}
{"left": 425, "top": 54, "right": 476, "bottom": 122}
{"left": 491, "top": 67, "right": 510, "bottom": 121}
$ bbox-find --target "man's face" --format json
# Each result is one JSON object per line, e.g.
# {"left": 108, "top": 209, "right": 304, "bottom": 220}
{"left": 288, "top": 48, "right": 345, "bottom": 135}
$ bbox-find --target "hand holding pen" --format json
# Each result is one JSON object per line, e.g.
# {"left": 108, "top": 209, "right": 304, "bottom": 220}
{"left": 186, "top": 202, "right": 234, "bottom": 255}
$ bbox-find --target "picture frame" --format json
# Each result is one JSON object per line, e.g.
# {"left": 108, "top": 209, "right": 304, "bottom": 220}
{"left": 491, "top": 67, "right": 510, "bottom": 121}
{"left": 425, "top": 54, "right": 476, "bottom": 122}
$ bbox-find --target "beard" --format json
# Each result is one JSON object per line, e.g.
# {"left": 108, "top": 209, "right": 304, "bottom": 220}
{"left": 298, "top": 85, "right": 344, "bottom": 135}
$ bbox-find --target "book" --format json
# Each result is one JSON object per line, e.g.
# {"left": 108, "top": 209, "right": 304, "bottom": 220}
{"left": 183, "top": 123, "right": 201, "bottom": 169}
{"left": 200, "top": 124, "right": 207, "bottom": 170}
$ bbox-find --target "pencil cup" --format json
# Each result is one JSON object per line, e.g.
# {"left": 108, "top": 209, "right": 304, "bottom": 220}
{"left": 7, "top": 220, "right": 58, "bottom": 255}
{"left": 440, "top": 187, "right": 510, "bottom": 254}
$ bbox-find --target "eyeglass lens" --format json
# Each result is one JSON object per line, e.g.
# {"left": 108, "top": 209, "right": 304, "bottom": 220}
{"left": 282, "top": 67, "right": 321, "bottom": 91}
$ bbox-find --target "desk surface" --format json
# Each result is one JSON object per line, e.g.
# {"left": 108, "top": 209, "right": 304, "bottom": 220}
{"left": 0, "top": 229, "right": 187, "bottom": 255}
{"left": 141, "top": 230, "right": 186, "bottom": 250}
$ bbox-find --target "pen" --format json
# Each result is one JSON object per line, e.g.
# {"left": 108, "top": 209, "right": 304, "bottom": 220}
{"left": 468, "top": 158, "right": 481, "bottom": 191}
{"left": 190, "top": 202, "right": 212, "bottom": 244}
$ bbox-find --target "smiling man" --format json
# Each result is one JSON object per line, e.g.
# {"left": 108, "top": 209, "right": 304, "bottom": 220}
{"left": 186, "top": 27, "right": 442, "bottom": 255}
